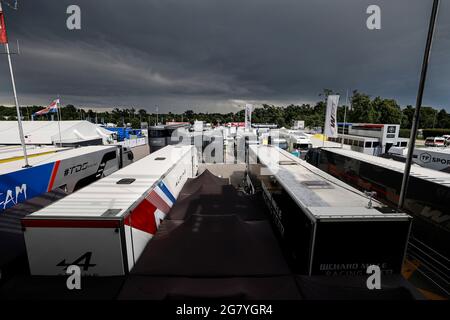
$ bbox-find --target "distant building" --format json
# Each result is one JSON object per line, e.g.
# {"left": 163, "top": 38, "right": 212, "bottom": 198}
{"left": 148, "top": 123, "right": 190, "bottom": 153}
{"left": 251, "top": 123, "right": 278, "bottom": 129}
{"left": 327, "top": 123, "right": 409, "bottom": 155}
{"left": 225, "top": 122, "right": 245, "bottom": 128}
{"left": 192, "top": 120, "right": 203, "bottom": 132}
{"left": 292, "top": 120, "right": 305, "bottom": 130}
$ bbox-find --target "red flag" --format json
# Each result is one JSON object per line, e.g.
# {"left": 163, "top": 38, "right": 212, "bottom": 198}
{"left": 0, "top": 10, "right": 8, "bottom": 44}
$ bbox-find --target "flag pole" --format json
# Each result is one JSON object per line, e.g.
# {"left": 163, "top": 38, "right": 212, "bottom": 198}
{"left": 398, "top": 0, "right": 440, "bottom": 210}
{"left": 322, "top": 102, "right": 325, "bottom": 148}
{"left": 56, "top": 95, "right": 62, "bottom": 147}
{"left": 322, "top": 131, "right": 325, "bottom": 147}
{"left": 341, "top": 89, "right": 349, "bottom": 148}
{"left": 322, "top": 94, "right": 327, "bottom": 148}
{"left": 1, "top": 2, "right": 30, "bottom": 167}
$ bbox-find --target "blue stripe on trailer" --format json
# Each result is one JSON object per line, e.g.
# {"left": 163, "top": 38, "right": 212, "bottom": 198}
{"left": 158, "top": 181, "right": 176, "bottom": 204}
{"left": 0, "top": 162, "right": 55, "bottom": 212}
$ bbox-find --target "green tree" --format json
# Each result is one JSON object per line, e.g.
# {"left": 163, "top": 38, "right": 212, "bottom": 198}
{"left": 436, "top": 109, "right": 450, "bottom": 128}
{"left": 401, "top": 105, "right": 415, "bottom": 128}
{"left": 372, "top": 97, "right": 402, "bottom": 124}
{"left": 419, "top": 107, "right": 438, "bottom": 129}
{"left": 349, "top": 90, "right": 377, "bottom": 123}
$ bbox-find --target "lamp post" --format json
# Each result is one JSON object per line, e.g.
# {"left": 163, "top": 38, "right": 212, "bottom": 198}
{"left": 398, "top": 0, "right": 440, "bottom": 210}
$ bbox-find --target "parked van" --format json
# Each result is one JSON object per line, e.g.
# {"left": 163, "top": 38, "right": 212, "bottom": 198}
{"left": 425, "top": 137, "right": 446, "bottom": 147}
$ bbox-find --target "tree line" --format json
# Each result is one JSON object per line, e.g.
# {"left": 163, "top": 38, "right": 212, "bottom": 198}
{"left": 1, "top": 90, "right": 450, "bottom": 130}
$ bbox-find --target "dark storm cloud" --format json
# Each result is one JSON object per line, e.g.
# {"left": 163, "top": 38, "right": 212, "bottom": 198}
{"left": 0, "top": 0, "right": 449, "bottom": 112}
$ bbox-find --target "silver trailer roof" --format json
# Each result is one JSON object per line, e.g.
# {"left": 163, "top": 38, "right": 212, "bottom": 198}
{"left": 309, "top": 136, "right": 352, "bottom": 149}
{"left": 250, "top": 145, "right": 409, "bottom": 220}
{"left": 415, "top": 146, "right": 450, "bottom": 155}
{"left": 335, "top": 134, "right": 380, "bottom": 141}
{"left": 27, "top": 145, "right": 194, "bottom": 219}
{"left": 323, "top": 147, "right": 450, "bottom": 186}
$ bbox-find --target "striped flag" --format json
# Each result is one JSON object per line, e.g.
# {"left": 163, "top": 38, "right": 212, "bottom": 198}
{"left": 33, "top": 99, "right": 60, "bottom": 117}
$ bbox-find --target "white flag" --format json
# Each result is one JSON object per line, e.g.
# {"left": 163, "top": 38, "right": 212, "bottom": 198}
{"left": 324, "top": 95, "right": 339, "bottom": 137}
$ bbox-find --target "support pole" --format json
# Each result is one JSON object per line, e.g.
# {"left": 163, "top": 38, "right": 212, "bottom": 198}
{"left": 398, "top": 0, "right": 440, "bottom": 210}
{"left": 341, "top": 89, "right": 349, "bottom": 148}
{"left": 56, "top": 96, "right": 62, "bottom": 147}
{"left": 2, "top": 2, "right": 30, "bottom": 167}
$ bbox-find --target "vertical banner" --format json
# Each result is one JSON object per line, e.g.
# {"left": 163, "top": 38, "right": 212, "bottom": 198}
{"left": 0, "top": 7, "right": 8, "bottom": 44}
{"left": 245, "top": 103, "right": 253, "bottom": 131}
{"left": 324, "top": 95, "right": 340, "bottom": 137}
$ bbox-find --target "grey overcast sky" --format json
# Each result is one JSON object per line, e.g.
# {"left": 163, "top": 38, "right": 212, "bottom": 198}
{"left": 0, "top": 0, "right": 449, "bottom": 113}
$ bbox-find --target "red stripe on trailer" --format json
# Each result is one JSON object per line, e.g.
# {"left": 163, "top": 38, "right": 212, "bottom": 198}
{"left": 146, "top": 189, "right": 171, "bottom": 214}
{"left": 22, "top": 219, "right": 121, "bottom": 228}
{"left": 125, "top": 199, "right": 158, "bottom": 235}
{"left": 360, "top": 124, "right": 384, "bottom": 128}
{"left": 47, "top": 160, "right": 61, "bottom": 191}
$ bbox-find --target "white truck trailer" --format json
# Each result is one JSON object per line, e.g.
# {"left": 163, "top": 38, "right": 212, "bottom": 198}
{"left": 22, "top": 145, "right": 198, "bottom": 276}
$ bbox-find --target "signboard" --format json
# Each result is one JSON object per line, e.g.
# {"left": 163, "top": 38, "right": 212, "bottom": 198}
{"left": 245, "top": 104, "right": 253, "bottom": 131}
{"left": 324, "top": 95, "right": 340, "bottom": 137}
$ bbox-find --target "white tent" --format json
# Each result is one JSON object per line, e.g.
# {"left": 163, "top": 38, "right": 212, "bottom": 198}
{"left": 0, "top": 121, "right": 114, "bottom": 145}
